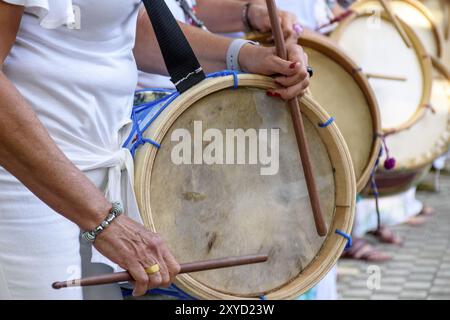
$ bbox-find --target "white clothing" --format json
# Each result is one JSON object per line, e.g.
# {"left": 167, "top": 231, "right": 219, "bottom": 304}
{"left": 276, "top": 0, "right": 333, "bottom": 30}
{"left": 1, "top": 0, "right": 142, "bottom": 299}
{"left": 354, "top": 188, "right": 423, "bottom": 237}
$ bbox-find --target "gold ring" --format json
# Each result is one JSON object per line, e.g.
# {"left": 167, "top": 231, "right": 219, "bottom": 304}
{"left": 144, "top": 264, "right": 160, "bottom": 275}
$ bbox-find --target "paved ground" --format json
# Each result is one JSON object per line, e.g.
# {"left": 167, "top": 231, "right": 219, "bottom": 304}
{"left": 337, "top": 170, "right": 450, "bottom": 300}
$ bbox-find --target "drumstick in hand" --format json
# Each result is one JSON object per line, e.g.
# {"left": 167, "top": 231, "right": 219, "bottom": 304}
{"left": 52, "top": 254, "right": 268, "bottom": 289}
{"left": 265, "top": 0, "right": 327, "bottom": 237}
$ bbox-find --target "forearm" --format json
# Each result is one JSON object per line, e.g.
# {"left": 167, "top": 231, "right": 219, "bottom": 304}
{"left": 135, "top": 8, "right": 231, "bottom": 74}
{"left": 0, "top": 72, "right": 110, "bottom": 230}
{"left": 196, "top": 0, "right": 247, "bottom": 33}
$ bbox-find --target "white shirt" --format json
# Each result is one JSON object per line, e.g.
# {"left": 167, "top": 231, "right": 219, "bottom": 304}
{"left": 137, "top": 0, "right": 192, "bottom": 89}
{"left": 276, "top": 0, "right": 333, "bottom": 30}
{"left": 3, "top": 0, "right": 143, "bottom": 266}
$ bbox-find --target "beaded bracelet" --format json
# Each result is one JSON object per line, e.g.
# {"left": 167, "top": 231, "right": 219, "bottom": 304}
{"left": 81, "top": 202, "right": 124, "bottom": 243}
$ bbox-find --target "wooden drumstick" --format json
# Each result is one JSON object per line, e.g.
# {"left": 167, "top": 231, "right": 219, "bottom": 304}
{"left": 52, "top": 254, "right": 268, "bottom": 289}
{"left": 378, "top": 0, "right": 412, "bottom": 48}
{"left": 365, "top": 73, "right": 407, "bottom": 81}
{"left": 265, "top": 0, "right": 327, "bottom": 237}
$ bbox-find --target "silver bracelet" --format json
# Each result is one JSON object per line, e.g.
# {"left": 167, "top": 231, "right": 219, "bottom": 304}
{"left": 226, "top": 39, "right": 258, "bottom": 72}
{"left": 81, "top": 202, "right": 124, "bottom": 243}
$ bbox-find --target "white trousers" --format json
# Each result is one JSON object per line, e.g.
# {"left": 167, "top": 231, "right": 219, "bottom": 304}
{"left": 0, "top": 167, "right": 122, "bottom": 300}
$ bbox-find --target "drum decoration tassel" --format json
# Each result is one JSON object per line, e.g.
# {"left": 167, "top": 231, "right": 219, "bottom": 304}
{"left": 378, "top": 0, "right": 413, "bottom": 48}
{"left": 265, "top": 0, "right": 327, "bottom": 237}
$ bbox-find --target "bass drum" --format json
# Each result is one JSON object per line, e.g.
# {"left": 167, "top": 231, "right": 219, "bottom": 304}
{"left": 131, "top": 73, "right": 356, "bottom": 299}
{"left": 330, "top": 9, "right": 433, "bottom": 133}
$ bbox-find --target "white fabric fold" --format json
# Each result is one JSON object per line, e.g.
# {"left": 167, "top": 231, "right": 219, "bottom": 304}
{"left": 4, "top": 0, "right": 76, "bottom": 29}
{"left": 77, "top": 147, "right": 143, "bottom": 270}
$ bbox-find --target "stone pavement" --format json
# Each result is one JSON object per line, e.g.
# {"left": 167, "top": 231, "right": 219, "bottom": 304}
{"left": 337, "top": 171, "right": 450, "bottom": 300}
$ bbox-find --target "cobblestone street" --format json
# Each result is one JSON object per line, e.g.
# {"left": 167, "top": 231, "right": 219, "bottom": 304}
{"left": 337, "top": 171, "right": 450, "bottom": 300}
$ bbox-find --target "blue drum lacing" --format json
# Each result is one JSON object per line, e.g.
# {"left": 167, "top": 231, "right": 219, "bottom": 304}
{"left": 335, "top": 229, "right": 353, "bottom": 251}
{"left": 318, "top": 117, "right": 335, "bottom": 128}
{"left": 124, "top": 70, "right": 242, "bottom": 155}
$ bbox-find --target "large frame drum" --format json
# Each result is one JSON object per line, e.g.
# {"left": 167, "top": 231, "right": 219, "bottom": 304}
{"left": 131, "top": 74, "right": 356, "bottom": 299}
{"left": 298, "top": 33, "right": 381, "bottom": 192}
{"left": 364, "top": 53, "right": 450, "bottom": 195}
{"left": 331, "top": 10, "right": 433, "bottom": 133}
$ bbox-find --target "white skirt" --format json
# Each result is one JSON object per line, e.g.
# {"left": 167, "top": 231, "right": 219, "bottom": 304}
{"left": 0, "top": 167, "right": 122, "bottom": 300}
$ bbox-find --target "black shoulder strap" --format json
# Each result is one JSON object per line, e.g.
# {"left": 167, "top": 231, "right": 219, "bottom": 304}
{"left": 142, "top": 0, "right": 206, "bottom": 93}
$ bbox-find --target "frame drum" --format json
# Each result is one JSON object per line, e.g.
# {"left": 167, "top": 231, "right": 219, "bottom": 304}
{"left": 365, "top": 55, "right": 450, "bottom": 195}
{"left": 420, "top": 0, "right": 450, "bottom": 66}
{"left": 299, "top": 33, "right": 381, "bottom": 192}
{"left": 352, "top": 0, "right": 444, "bottom": 59}
{"left": 132, "top": 74, "right": 356, "bottom": 299}
{"left": 330, "top": 10, "right": 433, "bottom": 133}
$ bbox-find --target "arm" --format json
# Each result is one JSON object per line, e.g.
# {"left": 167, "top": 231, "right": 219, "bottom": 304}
{"left": 196, "top": 0, "right": 300, "bottom": 40}
{"left": 134, "top": 6, "right": 310, "bottom": 99}
{"left": 0, "top": 1, "right": 179, "bottom": 296}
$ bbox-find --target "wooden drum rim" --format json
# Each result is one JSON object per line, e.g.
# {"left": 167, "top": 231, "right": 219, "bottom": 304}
{"left": 134, "top": 74, "right": 356, "bottom": 300}
{"left": 331, "top": 11, "right": 433, "bottom": 134}
{"left": 353, "top": 0, "right": 444, "bottom": 58}
{"left": 298, "top": 33, "right": 382, "bottom": 192}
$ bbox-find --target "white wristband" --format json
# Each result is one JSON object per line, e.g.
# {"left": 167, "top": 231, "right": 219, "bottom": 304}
{"left": 226, "top": 39, "right": 258, "bottom": 72}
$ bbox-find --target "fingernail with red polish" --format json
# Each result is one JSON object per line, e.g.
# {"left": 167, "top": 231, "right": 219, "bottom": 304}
{"left": 289, "top": 62, "right": 297, "bottom": 69}
{"left": 267, "top": 91, "right": 281, "bottom": 98}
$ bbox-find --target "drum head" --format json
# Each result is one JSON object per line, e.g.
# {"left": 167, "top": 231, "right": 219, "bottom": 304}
{"left": 300, "top": 34, "right": 381, "bottom": 192}
{"left": 353, "top": 0, "right": 443, "bottom": 58}
{"left": 331, "top": 11, "right": 432, "bottom": 132}
{"left": 385, "top": 58, "right": 450, "bottom": 169}
{"left": 134, "top": 75, "right": 356, "bottom": 299}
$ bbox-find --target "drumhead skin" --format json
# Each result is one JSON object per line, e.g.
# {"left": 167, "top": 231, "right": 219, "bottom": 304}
{"left": 134, "top": 74, "right": 356, "bottom": 299}
{"left": 353, "top": 0, "right": 444, "bottom": 58}
{"left": 420, "top": 0, "right": 450, "bottom": 66}
{"left": 331, "top": 11, "right": 433, "bottom": 133}
{"left": 384, "top": 58, "right": 450, "bottom": 170}
{"left": 299, "top": 33, "right": 381, "bottom": 192}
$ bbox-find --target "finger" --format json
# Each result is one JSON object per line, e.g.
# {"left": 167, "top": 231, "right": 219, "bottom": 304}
{"left": 269, "top": 78, "right": 310, "bottom": 100}
{"left": 156, "top": 254, "right": 171, "bottom": 288}
{"left": 163, "top": 251, "right": 181, "bottom": 283}
{"left": 142, "top": 255, "right": 167, "bottom": 289}
{"left": 266, "top": 55, "right": 301, "bottom": 77}
{"left": 274, "top": 67, "right": 308, "bottom": 87}
{"left": 128, "top": 264, "right": 150, "bottom": 297}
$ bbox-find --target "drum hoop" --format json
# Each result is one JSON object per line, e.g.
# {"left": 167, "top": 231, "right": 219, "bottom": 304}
{"left": 352, "top": 0, "right": 444, "bottom": 58}
{"left": 387, "top": 57, "right": 450, "bottom": 171}
{"left": 331, "top": 11, "right": 433, "bottom": 134}
{"left": 299, "top": 33, "right": 382, "bottom": 192}
{"left": 134, "top": 74, "right": 356, "bottom": 299}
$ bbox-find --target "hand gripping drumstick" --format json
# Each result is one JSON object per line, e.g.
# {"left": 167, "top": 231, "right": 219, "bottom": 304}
{"left": 52, "top": 254, "right": 268, "bottom": 289}
{"left": 265, "top": 0, "right": 327, "bottom": 237}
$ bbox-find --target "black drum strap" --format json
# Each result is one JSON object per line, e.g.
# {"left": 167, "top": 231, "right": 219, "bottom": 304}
{"left": 141, "top": 0, "right": 206, "bottom": 93}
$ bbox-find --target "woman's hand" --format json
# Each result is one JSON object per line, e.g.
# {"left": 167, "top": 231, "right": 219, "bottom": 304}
{"left": 239, "top": 43, "right": 310, "bottom": 100}
{"left": 247, "top": 4, "right": 302, "bottom": 42}
{"left": 93, "top": 215, "right": 181, "bottom": 297}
